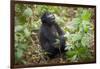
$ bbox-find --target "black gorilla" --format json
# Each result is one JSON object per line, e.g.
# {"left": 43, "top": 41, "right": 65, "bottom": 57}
{"left": 39, "top": 12, "right": 66, "bottom": 58}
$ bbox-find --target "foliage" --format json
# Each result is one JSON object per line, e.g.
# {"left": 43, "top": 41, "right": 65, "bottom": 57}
{"left": 15, "top": 4, "right": 95, "bottom": 65}
{"left": 65, "top": 8, "right": 94, "bottom": 62}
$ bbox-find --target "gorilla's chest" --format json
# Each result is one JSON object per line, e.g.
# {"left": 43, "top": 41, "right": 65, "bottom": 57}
{"left": 49, "top": 26, "right": 58, "bottom": 36}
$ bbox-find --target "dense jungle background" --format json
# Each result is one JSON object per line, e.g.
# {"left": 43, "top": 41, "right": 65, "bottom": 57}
{"left": 14, "top": 3, "right": 95, "bottom": 65}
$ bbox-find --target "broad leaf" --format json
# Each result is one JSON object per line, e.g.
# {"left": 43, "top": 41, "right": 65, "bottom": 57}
{"left": 23, "top": 7, "right": 33, "bottom": 17}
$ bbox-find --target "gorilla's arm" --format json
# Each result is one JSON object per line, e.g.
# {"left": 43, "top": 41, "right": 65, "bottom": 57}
{"left": 54, "top": 23, "right": 65, "bottom": 36}
{"left": 54, "top": 23, "right": 66, "bottom": 50}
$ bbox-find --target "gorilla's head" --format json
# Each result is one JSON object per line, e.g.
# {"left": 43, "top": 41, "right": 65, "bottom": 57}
{"left": 41, "top": 12, "right": 55, "bottom": 26}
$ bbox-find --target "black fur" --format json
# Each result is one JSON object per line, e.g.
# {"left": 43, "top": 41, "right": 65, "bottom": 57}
{"left": 39, "top": 12, "right": 66, "bottom": 58}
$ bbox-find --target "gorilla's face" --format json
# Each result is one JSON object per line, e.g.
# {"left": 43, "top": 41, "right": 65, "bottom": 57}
{"left": 41, "top": 12, "right": 56, "bottom": 26}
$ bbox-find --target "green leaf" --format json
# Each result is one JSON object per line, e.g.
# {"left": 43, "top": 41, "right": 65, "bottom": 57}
{"left": 23, "top": 7, "right": 33, "bottom": 17}
{"left": 21, "top": 60, "right": 27, "bottom": 64}
{"left": 84, "top": 25, "right": 89, "bottom": 33}
{"left": 81, "top": 35, "right": 89, "bottom": 47}
{"left": 15, "top": 49, "right": 23, "bottom": 61}
{"left": 24, "top": 28, "right": 30, "bottom": 37}
{"left": 66, "top": 18, "right": 81, "bottom": 32}
{"left": 71, "top": 55, "right": 78, "bottom": 62}
{"left": 18, "top": 43, "right": 27, "bottom": 51}
{"left": 19, "top": 16, "right": 26, "bottom": 24}
{"left": 81, "top": 10, "right": 91, "bottom": 21}
{"left": 15, "top": 25, "right": 23, "bottom": 32}
{"left": 64, "top": 32, "right": 69, "bottom": 40}
{"left": 55, "top": 39, "right": 60, "bottom": 44}
{"left": 67, "top": 50, "right": 76, "bottom": 58}
{"left": 82, "top": 20, "right": 89, "bottom": 33}
{"left": 71, "top": 33, "right": 82, "bottom": 42}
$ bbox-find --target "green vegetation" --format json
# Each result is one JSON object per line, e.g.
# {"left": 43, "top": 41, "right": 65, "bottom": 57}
{"left": 15, "top": 4, "right": 95, "bottom": 65}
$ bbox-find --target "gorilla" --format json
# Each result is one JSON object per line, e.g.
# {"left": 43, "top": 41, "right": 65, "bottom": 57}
{"left": 39, "top": 12, "right": 66, "bottom": 58}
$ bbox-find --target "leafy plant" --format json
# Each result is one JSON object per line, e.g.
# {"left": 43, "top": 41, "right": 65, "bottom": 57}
{"left": 14, "top": 4, "right": 95, "bottom": 64}
{"left": 65, "top": 9, "right": 94, "bottom": 62}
